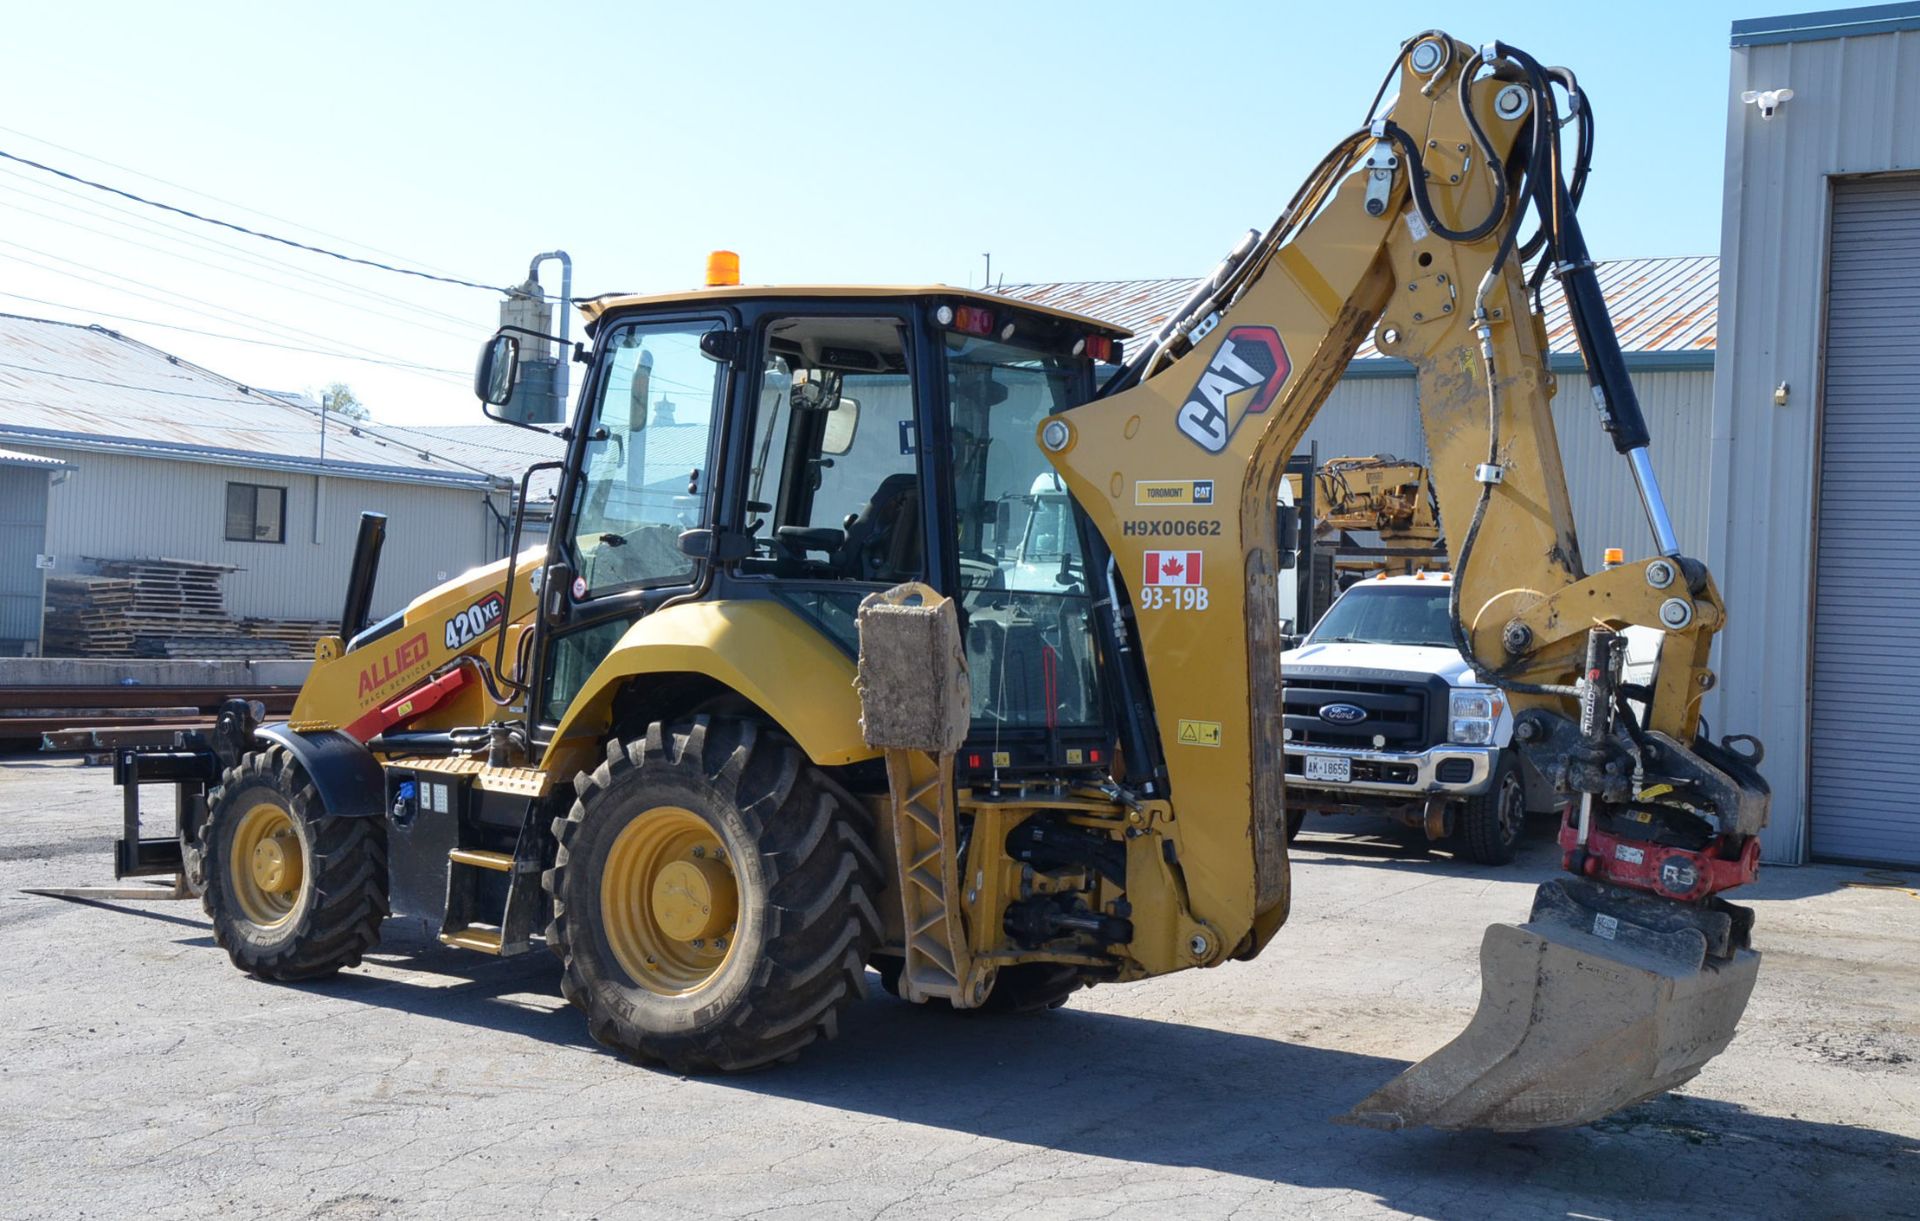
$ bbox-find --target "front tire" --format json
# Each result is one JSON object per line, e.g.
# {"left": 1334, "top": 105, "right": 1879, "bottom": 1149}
{"left": 201, "top": 747, "right": 388, "bottom": 981}
{"left": 1456, "top": 757, "right": 1526, "bottom": 865}
{"left": 545, "top": 718, "right": 884, "bottom": 1073}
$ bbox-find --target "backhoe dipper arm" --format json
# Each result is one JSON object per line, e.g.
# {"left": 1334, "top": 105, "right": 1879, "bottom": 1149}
{"left": 1044, "top": 33, "right": 1768, "bottom": 1130}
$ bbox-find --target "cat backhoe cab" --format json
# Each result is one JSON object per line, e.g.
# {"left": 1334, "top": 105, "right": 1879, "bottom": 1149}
{"left": 111, "top": 30, "right": 1771, "bottom": 1133}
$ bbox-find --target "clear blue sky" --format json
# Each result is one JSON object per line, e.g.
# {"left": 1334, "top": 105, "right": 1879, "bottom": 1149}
{"left": 0, "top": 0, "right": 1809, "bottom": 425}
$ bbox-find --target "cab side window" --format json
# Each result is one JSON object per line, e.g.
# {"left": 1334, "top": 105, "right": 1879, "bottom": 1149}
{"left": 740, "top": 317, "right": 920, "bottom": 584}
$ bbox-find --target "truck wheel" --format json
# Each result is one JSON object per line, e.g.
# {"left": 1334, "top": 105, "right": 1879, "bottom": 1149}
{"left": 545, "top": 718, "right": 884, "bottom": 1073}
{"left": 1457, "top": 758, "right": 1526, "bottom": 865}
{"left": 1285, "top": 809, "right": 1307, "bottom": 843}
{"left": 201, "top": 747, "right": 388, "bottom": 981}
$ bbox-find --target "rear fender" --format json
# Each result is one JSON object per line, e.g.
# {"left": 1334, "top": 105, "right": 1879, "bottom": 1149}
{"left": 545, "top": 600, "right": 878, "bottom": 776}
{"left": 254, "top": 724, "right": 386, "bottom": 818}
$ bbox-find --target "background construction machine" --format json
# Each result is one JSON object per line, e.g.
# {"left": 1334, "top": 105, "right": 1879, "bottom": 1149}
{"left": 109, "top": 30, "right": 1769, "bottom": 1131}
{"left": 1309, "top": 454, "right": 1447, "bottom": 585}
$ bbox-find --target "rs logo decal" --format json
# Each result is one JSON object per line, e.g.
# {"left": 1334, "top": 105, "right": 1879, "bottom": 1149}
{"left": 1175, "top": 325, "right": 1291, "bottom": 452}
{"left": 444, "top": 592, "right": 507, "bottom": 651}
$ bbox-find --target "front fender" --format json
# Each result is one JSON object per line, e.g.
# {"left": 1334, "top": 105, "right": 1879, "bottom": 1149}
{"left": 547, "top": 599, "right": 877, "bottom": 771}
{"left": 255, "top": 724, "right": 386, "bottom": 818}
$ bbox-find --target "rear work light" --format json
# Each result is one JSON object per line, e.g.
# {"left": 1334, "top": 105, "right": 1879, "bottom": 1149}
{"left": 1080, "top": 335, "right": 1115, "bottom": 362}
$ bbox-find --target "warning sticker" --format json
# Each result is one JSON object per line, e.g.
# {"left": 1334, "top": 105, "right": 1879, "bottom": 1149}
{"left": 1134, "top": 479, "right": 1215, "bottom": 507}
{"left": 1177, "top": 719, "right": 1223, "bottom": 747}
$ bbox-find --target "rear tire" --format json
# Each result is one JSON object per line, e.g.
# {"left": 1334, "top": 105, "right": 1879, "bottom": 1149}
{"left": 1457, "top": 758, "right": 1526, "bottom": 865}
{"left": 201, "top": 747, "right": 388, "bottom": 981}
{"left": 545, "top": 718, "right": 884, "bottom": 1073}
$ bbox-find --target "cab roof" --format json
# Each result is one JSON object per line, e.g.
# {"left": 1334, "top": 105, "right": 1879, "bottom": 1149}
{"left": 577, "top": 284, "right": 1132, "bottom": 337}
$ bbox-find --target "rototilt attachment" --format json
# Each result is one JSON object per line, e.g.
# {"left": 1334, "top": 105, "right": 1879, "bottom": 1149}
{"left": 1342, "top": 865, "right": 1760, "bottom": 1132}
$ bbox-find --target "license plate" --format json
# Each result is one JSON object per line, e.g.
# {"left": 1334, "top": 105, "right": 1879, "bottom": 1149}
{"left": 1304, "top": 755, "right": 1352, "bottom": 783}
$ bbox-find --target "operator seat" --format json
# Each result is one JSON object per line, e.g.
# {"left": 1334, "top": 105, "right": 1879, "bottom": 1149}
{"left": 836, "top": 472, "right": 922, "bottom": 583}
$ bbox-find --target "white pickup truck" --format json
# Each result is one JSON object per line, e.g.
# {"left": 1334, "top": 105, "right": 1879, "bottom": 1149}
{"left": 1280, "top": 573, "right": 1554, "bottom": 864}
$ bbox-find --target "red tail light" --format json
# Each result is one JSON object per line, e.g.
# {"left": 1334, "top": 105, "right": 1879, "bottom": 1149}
{"left": 1084, "top": 335, "right": 1114, "bottom": 362}
{"left": 952, "top": 306, "right": 994, "bottom": 336}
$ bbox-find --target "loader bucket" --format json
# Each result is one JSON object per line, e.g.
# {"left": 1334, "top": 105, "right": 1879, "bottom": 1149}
{"left": 1340, "top": 880, "right": 1760, "bottom": 1132}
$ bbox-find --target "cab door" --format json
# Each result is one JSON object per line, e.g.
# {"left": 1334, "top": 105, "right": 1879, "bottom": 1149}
{"left": 535, "top": 313, "right": 733, "bottom": 729}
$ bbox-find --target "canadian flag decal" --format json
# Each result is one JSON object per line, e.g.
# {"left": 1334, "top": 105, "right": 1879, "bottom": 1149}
{"left": 1144, "top": 550, "right": 1204, "bottom": 587}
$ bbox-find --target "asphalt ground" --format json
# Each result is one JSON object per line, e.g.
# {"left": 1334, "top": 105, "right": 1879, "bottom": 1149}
{"left": 0, "top": 756, "right": 1914, "bottom": 1219}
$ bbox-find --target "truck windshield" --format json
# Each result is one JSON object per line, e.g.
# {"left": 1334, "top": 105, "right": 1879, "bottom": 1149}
{"left": 944, "top": 332, "right": 1100, "bottom": 729}
{"left": 1308, "top": 584, "right": 1456, "bottom": 649}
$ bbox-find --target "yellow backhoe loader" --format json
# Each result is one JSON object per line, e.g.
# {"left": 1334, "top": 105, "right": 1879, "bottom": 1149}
{"left": 108, "top": 31, "right": 1769, "bottom": 1131}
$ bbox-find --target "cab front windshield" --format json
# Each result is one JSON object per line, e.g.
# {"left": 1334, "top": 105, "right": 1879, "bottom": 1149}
{"left": 1308, "top": 584, "right": 1456, "bottom": 649}
{"left": 945, "top": 332, "right": 1100, "bottom": 729}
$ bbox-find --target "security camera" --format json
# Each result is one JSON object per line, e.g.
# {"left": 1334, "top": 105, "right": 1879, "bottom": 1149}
{"left": 1741, "top": 88, "right": 1794, "bottom": 120}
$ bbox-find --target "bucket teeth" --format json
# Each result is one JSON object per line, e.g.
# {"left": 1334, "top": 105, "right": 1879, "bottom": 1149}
{"left": 1340, "top": 884, "right": 1761, "bottom": 1132}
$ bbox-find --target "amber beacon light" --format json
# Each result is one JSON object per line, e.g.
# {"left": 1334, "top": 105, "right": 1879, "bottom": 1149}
{"left": 706, "top": 250, "right": 741, "bottom": 287}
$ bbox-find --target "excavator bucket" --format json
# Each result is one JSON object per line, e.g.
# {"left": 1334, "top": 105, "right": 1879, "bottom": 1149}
{"left": 1341, "top": 879, "right": 1760, "bottom": 1132}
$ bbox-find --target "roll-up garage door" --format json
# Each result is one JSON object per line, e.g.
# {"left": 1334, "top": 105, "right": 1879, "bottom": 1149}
{"left": 1809, "top": 175, "right": 1920, "bottom": 866}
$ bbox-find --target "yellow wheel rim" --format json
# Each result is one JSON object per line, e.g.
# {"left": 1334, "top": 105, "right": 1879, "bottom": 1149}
{"left": 230, "top": 801, "right": 302, "bottom": 926}
{"left": 601, "top": 806, "right": 738, "bottom": 994}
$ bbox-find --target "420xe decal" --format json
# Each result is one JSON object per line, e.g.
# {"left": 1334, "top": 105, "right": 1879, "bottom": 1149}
{"left": 444, "top": 592, "right": 507, "bottom": 650}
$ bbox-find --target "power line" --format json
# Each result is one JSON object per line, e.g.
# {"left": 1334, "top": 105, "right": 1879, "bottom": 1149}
{"left": 0, "top": 185, "right": 487, "bottom": 345}
{"left": 0, "top": 165, "right": 482, "bottom": 330}
{"left": 0, "top": 122, "right": 479, "bottom": 280}
{"left": 0, "top": 242, "right": 469, "bottom": 381}
{"left": 0, "top": 289, "right": 468, "bottom": 375}
{"left": 0, "top": 146, "right": 512, "bottom": 295}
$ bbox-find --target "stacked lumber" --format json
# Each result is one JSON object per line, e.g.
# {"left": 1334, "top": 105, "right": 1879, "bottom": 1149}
{"left": 44, "top": 578, "right": 137, "bottom": 657}
{"left": 88, "top": 557, "right": 238, "bottom": 641}
{"left": 239, "top": 618, "right": 334, "bottom": 656}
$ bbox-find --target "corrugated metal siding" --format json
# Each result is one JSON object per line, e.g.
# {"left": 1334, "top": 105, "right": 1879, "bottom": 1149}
{"left": 0, "top": 466, "right": 49, "bottom": 647}
{"left": 1301, "top": 376, "right": 1426, "bottom": 467}
{"left": 1807, "top": 177, "right": 1920, "bottom": 866}
{"left": 10, "top": 444, "right": 498, "bottom": 621}
{"left": 1708, "top": 25, "right": 1920, "bottom": 864}
{"left": 1551, "top": 370, "right": 1715, "bottom": 568}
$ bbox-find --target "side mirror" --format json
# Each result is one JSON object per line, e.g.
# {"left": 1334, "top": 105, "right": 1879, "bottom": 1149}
{"left": 475, "top": 334, "right": 520, "bottom": 407}
{"left": 822, "top": 395, "right": 860, "bottom": 456}
{"left": 994, "top": 499, "right": 1012, "bottom": 551}
{"left": 1276, "top": 504, "right": 1300, "bottom": 569}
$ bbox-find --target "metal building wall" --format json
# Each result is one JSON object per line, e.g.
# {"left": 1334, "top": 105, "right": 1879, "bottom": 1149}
{"left": 0, "top": 467, "right": 50, "bottom": 650}
{"left": 1303, "top": 374, "right": 1425, "bottom": 465}
{"left": 1550, "top": 368, "right": 1716, "bottom": 567}
{"left": 1708, "top": 16, "right": 1920, "bottom": 865}
{"left": 1309, "top": 366, "right": 1713, "bottom": 571}
{"left": 15, "top": 445, "right": 500, "bottom": 622}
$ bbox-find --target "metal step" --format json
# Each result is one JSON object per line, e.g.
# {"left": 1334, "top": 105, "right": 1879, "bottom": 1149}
{"left": 448, "top": 848, "right": 513, "bottom": 872}
{"left": 439, "top": 925, "right": 504, "bottom": 954}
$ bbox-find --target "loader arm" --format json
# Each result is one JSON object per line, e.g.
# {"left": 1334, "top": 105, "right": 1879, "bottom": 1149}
{"left": 1043, "top": 32, "right": 1768, "bottom": 1130}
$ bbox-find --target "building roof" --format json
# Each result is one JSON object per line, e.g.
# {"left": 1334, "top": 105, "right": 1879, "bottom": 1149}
{"left": 0, "top": 312, "right": 504, "bottom": 489}
{"left": 0, "top": 445, "right": 72, "bottom": 471}
{"left": 1732, "top": 3, "right": 1920, "bottom": 47}
{"left": 372, "top": 422, "right": 568, "bottom": 502}
{"left": 992, "top": 255, "right": 1718, "bottom": 370}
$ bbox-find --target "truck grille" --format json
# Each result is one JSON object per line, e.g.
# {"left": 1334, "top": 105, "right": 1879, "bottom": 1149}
{"left": 1282, "top": 677, "right": 1434, "bottom": 751}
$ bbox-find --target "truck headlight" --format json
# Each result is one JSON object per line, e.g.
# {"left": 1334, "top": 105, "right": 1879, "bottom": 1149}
{"left": 1449, "top": 691, "right": 1495, "bottom": 720}
{"left": 1450, "top": 718, "right": 1495, "bottom": 745}
{"left": 1448, "top": 688, "right": 1500, "bottom": 744}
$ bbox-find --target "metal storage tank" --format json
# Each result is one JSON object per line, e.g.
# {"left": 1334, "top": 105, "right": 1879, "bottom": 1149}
{"left": 1708, "top": 4, "right": 1920, "bottom": 866}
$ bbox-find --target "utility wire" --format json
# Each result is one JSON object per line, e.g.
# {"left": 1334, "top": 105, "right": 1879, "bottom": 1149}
{"left": 0, "top": 243, "right": 469, "bottom": 381}
{"left": 0, "top": 146, "right": 512, "bottom": 295}
{"left": 0, "top": 165, "right": 482, "bottom": 329}
{"left": 0, "top": 122, "right": 478, "bottom": 281}
{"left": 0, "top": 187, "right": 486, "bottom": 345}
{"left": 0, "top": 289, "right": 467, "bottom": 375}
